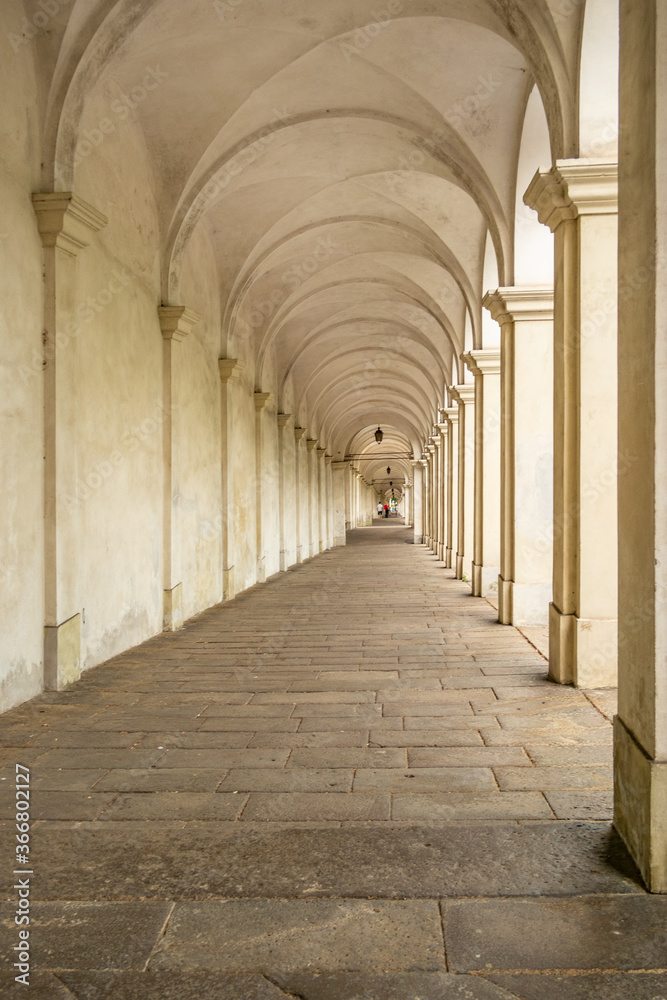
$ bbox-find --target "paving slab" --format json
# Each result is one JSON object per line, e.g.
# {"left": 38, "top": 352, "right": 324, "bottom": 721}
{"left": 494, "top": 766, "right": 613, "bottom": 790}
{"left": 392, "top": 792, "right": 553, "bottom": 821}
{"left": 353, "top": 768, "right": 497, "bottom": 793}
{"left": 273, "top": 971, "right": 521, "bottom": 999}
{"left": 0, "top": 901, "right": 172, "bottom": 970}
{"left": 55, "top": 972, "right": 288, "bottom": 999}
{"left": 99, "top": 792, "right": 249, "bottom": 822}
{"left": 241, "top": 792, "right": 391, "bottom": 821}
{"left": 1, "top": 822, "right": 641, "bottom": 901}
{"left": 443, "top": 895, "right": 667, "bottom": 972}
{"left": 485, "top": 972, "right": 667, "bottom": 1000}
{"left": 150, "top": 900, "right": 445, "bottom": 972}
{"left": 287, "top": 748, "right": 407, "bottom": 768}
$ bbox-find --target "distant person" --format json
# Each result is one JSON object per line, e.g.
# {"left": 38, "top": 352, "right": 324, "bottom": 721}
{"left": 384, "top": 504, "right": 389, "bottom": 518}
{"left": 377, "top": 502, "right": 383, "bottom": 517}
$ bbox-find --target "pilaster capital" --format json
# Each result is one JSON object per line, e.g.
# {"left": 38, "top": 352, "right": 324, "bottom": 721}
{"left": 462, "top": 348, "right": 501, "bottom": 377}
{"left": 306, "top": 438, "right": 318, "bottom": 452}
{"left": 316, "top": 447, "right": 326, "bottom": 458}
{"left": 332, "top": 460, "right": 349, "bottom": 469}
{"left": 159, "top": 305, "right": 200, "bottom": 342}
{"left": 483, "top": 287, "right": 554, "bottom": 324}
{"left": 32, "top": 192, "right": 107, "bottom": 257}
{"left": 218, "top": 358, "right": 246, "bottom": 383}
{"left": 443, "top": 406, "right": 459, "bottom": 425}
{"left": 450, "top": 383, "right": 475, "bottom": 405}
{"left": 277, "top": 412, "right": 292, "bottom": 429}
{"left": 294, "top": 427, "right": 306, "bottom": 441}
{"left": 437, "top": 422, "right": 449, "bottom": 434}
{"left": 324, "top": 455, "right": 333, "bottom": 465}
{"left": 524, "top": 158, "right": 618, "bottom": 232}
{"left": 254, "top": 391, "right": 274, "bottom": 411}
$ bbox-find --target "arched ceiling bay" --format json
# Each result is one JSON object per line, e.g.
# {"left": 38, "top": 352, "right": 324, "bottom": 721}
{"left": 39, "top": 0, "right": 582, "bottom": 490}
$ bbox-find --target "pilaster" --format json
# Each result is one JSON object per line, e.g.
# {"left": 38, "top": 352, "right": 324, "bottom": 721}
{"left": 484, "top": 288, "right": 554, "bottom": 627}
{"left": 159, "top": 306, "right": 200, "bottom": 629}
{"left": 293, "top": 427, "right": 306, "bottom": 562}
{"left": 463, "top": 349, "right": 501, "bottom": 600}
{"left": 277, "top": 413, "right": 293, "bottom": 572}
{"left": 450, "top": 383, "right": 475, "bottom": 583}
{"left": 33, "top": 193, "right": 108, "bottom": 689}
{"left": 443, "top": 406, "right": 459, "bottom": 569}
{"left": 525, "top": 159, "right": 618, "bottom": 686}
{"left": 218, "top": 358, "right": 246, "bottom": 599}
{"left": 254, "top": 391, "right": 274, "bottom": 583}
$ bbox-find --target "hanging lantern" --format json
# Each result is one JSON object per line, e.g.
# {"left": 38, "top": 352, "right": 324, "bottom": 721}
{"left": 375, "top": 427, "right": 383, "bottom": 443}
{"left": 386, "top": 467, "right": 391, "bottom": 474}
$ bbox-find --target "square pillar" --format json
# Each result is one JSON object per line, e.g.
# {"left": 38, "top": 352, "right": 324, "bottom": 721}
{"left": 450, "top": 384, "right": 475, "bottom": 583}
{"left": 159, "top": 306, "right": 200, "bottom": 629}
{"left": 484, "top": 290, "right": 555, "bottom": 627}
{"left": 437, "top": 420, "right": 448, "bottom": 562}
{"left": 332, "top": 461, "right": 348, "bottom": 546}
{"left": 463, "top": 350, "right": 501, "bottom": 600}
{"left": 444, "top": 406, "right": 459, "bottom": 569}
{"left": 411, "top": 460, "right": 424, "bottom": 544}
{"left": 316, "top": 448, "right": 327, "bottom": 552}
{"left": 33, "top": 193, "right": 107, "bottom": 689}
{"left": 306, "top": 438, "right": 318, "bottom": 556}
{"left": 526, "top": 159, "right": 618, "bottom": 686}
{"left": 613, "top": 0, "right": 667, "bottom": 893}
{"left": 325, "top": 455, "right": 334, "bottom": 549}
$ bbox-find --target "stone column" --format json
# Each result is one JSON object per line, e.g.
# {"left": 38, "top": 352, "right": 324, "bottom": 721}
{"left": 411, "top": 460, "right": 424, "bottom": 544}
{"left": 316, "top": 448, "right": 326, "bottom": 552}
{"left": 437, "top": 420, "right": 448, "bottom": 561}
{"left": 444, "top": 406, "right": 459, "bottom": 569}
{"left": 33, "top": 193, "right": 107, "bottom": 690}
{"left": 483, "top": 289, "right": 554, "bottom": 626}
{"left": 451, "top": 384, "right": 475, "bottom": 582}
{"left": 159, "top": 306, "right": 200, "bottom": 629}
{"left": 254, "top": 392, "right": 274, "bottom": 583}
{"left": 218, "top": 359, "right": 246, "bottom": 599}
{"left": 294, "top": 427, "right": 306, "bottom": 563}
{"left": 277, "top": 413, "right": 292, "bottom": 572}
{"left": 613, "top": 0, "right": 667, "bottom": 892}
{"left": 525, "top": 159, "right": 618, "bottom": 686}
{"left": 463, "top": 350, "right": 501, "bottom": 600}
{"left": 431, "top": 435, "right": 442, "bottom": 557}
{"left": 332, "top": 461, "right": 348, "bottom": 546}
{"left": 306, "top": 438, "right": 318, "bottom": 557}
{"left": 425, "top": 445, "right": 435, "bottom": 547}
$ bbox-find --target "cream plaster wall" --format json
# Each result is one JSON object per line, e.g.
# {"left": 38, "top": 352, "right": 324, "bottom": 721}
{"left": 0, "top": 6, "right": 45, "bottom": 710}
{"left": 71, "top": 84, "right": 163, "bottom": 670}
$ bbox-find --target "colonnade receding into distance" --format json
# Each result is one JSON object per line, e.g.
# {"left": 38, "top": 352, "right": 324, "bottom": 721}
{"left": 1, "top": 0, "right": 665, "bottom": 894}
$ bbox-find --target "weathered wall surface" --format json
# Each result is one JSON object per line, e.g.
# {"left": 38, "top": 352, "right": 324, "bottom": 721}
{"left": 0, "top": 7, "right": 45, "bottom": 711}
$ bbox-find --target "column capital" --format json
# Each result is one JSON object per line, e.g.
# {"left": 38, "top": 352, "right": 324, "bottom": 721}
{"left": 159, "top": 305, "right": 200, "bottom": 342}
{"left": 306, "top": 438, "right": 318, "bottom": 452}
{"left": 316, "top": 447, "right": 326, "bottom": 458}
{"left": 524, "top": 158, "right": 618, "bottom": 232}
{"left": 483, "top": 287, "right": 554, "bottom": 325}
{"left": 443, "top": 406, "right": 459, "bottom": 424}
{"left": 450, "top": 383, "right": 475, "bottom": 405}
{"left": 332, "top": 460, "right": 349, "bottom": 469}
{"left": 437, "top": 422, "right": 449, "bottom": 434}
{"left": 462, "top": 348, "right": 501, "bottom": 377}
{"left": 32, "top": 192, "right": 107, "bottom": 256}
{"left": 219, "top": 358, "right": 246, "bottom": 383}
{"left": 294, "top": 426, "right": 306, "bottom": 440}
{"left": 324, "top": 455, "right": 333, "bottom": 465}
{"left": 254, "top": 391, "right": 274, "bottom": 411}
{"left": 277, "top": 412, "right": 292, "bottom": 429}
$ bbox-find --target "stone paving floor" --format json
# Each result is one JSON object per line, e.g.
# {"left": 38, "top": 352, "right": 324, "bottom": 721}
{"left": 1, "top": 523, "right": 666, "bottom": 998}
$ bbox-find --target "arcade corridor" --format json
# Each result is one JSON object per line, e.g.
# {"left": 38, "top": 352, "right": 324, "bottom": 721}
{"left": 1, "top": 525, "right": 665, "bottom": 997}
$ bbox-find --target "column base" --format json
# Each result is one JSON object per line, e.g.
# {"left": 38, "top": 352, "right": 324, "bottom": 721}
{"left": 549, "top": 602, "right": 617, "bottom": 687}
{"left": 334, "top": 534, "right": 346, "bottom": 546}
{"left": 437, "top": 542, "right": 444, "bottom": 561}
{"left": 614, "top": 715, "right": 667, "bottom": 892}
{"left": 44, "top": 613, "right": 81, "bottom": 691}
{"left": 445, "top": 546, "right": 453, "bottom": 568}
{"left": 163, "top": 584, "right": 183, "bottom": 631}
{"left": 296, "top": 546, "right": 303, "bottom": 564}
{"left": 256, "top": 558, "right": 266, "bottom": 584}
{"left": 455, "top": 553, "right": 463, "bottom": 579}
{"left": 499, "top": 579, "right": 550, "bottom": 627}
{"left": 223, "top": 566, "right": 236, "bottom": 601}
{"left": 472, "top": 564, "right": 500, "bottom": 599}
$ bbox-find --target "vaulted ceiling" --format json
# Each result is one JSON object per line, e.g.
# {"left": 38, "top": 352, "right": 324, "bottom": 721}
{"left": 32, "top": 0, "right": 588, "bottom": 484}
